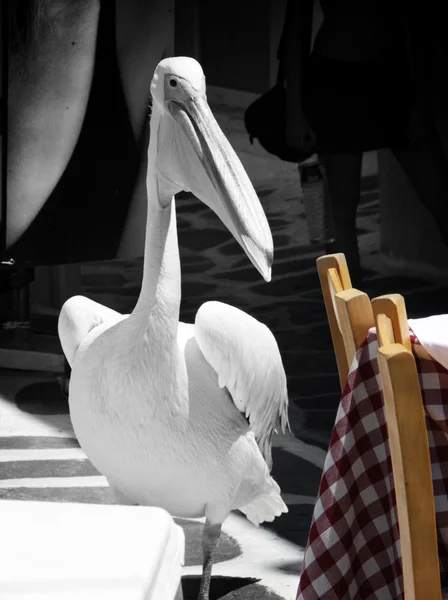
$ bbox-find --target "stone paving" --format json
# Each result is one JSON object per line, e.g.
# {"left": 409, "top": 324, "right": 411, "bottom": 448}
{"left": 1, "top": 102, "right": 448, "bottom": 599}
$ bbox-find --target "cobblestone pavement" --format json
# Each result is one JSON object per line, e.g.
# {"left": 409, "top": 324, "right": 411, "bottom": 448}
{"left": 1, "top": 103, "right": 448, "bottom": 599}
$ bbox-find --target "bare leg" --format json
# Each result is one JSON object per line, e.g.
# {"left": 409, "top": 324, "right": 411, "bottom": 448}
{"left": 321, "top": 152, "right": 364, "bottom": 287}
{"left": 197, "top": 519, "right": 222, "bottom": 600}
{"left": 391, "top": 131, "right": 448, "bottom": 247}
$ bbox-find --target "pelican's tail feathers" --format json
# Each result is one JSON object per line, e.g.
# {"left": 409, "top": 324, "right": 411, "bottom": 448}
{"left": 239, "top": 479, "right": 288, "bottom": 527}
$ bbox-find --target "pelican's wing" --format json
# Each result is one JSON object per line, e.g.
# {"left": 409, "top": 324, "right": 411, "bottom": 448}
{"left": 194, "top": 301, "right": 289, "bottom": 469}
{"left": 58, "top": 296, "right": 127, "bottom": 367}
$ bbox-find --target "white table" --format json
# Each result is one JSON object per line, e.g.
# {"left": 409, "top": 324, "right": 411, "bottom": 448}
{"left": 0, "top": 500, "right": 185, "bottom": 599}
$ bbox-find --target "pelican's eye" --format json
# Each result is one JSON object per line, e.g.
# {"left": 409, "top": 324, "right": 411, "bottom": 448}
{"left": 169, "top": 78, "right": 178, "bottom": 88}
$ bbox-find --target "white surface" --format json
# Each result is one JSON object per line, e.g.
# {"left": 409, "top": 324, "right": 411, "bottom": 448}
{"left": 0, "top": 500, "right": 185, "bottom": 599}
{"left": 409, "top": 315, "right": 448, "bottom": 370}
{"left": 0, "top": 448, "right": 86, "bottom": 461}
{"left": 0, "top": 476, "right": 107, "bottom": 488}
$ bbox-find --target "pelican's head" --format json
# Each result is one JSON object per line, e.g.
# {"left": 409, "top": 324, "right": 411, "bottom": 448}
{"left": 150, "top": 57, "right": 273, "bottom": 282}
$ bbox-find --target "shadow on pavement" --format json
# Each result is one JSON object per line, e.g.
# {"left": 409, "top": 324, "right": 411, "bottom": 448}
{"left": 181, "top": 576, "right": 285, "bottom": 600}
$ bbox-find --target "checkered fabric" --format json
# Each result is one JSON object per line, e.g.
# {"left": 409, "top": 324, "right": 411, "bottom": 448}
{"left": 297, "top": 328, "right": 448, "bottom": 600}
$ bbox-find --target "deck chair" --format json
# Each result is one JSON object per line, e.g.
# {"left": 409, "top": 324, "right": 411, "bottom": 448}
{"left": 317, "top": 253, "right": 374, "bottom": 390}
{"left": 372, "top": 294, "right": 441, "bottom": 600}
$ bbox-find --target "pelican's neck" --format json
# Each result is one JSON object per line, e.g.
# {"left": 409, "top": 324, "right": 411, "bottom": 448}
{"left": 132, "top": 111, "right": 181, "bottom": 338}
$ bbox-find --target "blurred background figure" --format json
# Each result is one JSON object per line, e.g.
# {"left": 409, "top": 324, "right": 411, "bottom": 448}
{"left": 281, "top": 0, "right": 448, "bottom": 287}
{"left": 5, "top": 0, "right": 172, "bottom": 266}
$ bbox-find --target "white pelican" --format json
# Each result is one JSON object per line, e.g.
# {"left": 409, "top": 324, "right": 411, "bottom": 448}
{"left": 58, "top": 57, "right": 289, "bottom": 600}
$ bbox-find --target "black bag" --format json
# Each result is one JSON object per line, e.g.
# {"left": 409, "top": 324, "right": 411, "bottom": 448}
{"left": 244, "top": 63, "right": 313, "bottom": 164}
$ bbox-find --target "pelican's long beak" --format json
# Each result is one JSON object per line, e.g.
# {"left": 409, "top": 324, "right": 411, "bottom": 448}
{"left": 165, "top": 96, "right": 273, "bottom": 282}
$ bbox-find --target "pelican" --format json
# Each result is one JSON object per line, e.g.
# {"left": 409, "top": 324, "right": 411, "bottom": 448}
{"left": 58, "top": 57, "right": 289, "bottom": 600}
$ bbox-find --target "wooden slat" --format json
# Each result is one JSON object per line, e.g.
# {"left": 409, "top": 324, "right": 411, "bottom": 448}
{"left": 373, "top": 295, "right": 441, "bottom": 600}
{"left": 372, "top": 294, "right": 411, "bottom": 351}
{"left": 335, "top": 288, "right": 374, "bottom": 350}
{"left": 317, "top": 253, "right": 352, "bottom": 290}
{"left": 317, "top": 253, "right": 374, "bottom": 389}
{"left": 317, "top": 254, "right": 352, "bottom": 389}
{"left": 376, "top": 313, "right": 394, "bottom": 348}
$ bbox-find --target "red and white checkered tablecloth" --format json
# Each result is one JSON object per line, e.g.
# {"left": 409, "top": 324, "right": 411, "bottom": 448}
{"left": 296, "top": 328, "right": 448, "bottom": 600}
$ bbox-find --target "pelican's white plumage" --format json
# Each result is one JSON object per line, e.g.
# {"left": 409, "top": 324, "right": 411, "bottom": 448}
{"left": 58, "top": 57, "right": 288, "bottom": 600}
{"left": 195, "top": 301, "right": 288, "bottom": 470}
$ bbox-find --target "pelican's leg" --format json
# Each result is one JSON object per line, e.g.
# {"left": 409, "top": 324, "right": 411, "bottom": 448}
{"left": 197, "top": 519, "right": 222, "bottom": 600}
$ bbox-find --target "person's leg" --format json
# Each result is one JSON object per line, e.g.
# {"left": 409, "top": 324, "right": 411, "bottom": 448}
{"left": 321, "top": 152, "right": 364, "bottom": 287}
{"left": 391, "top": 131, "right": 448, "bottom": 247}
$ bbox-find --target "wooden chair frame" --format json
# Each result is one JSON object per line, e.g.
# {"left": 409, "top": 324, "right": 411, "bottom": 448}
{"left": 372, "top": 294, "right": 441, "bottom": 600}
{"left": 317, "top": 253, "right": 374, "bottom": 390}
{"left": 317, "top": 254, "right": 441, "bottom": 597}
